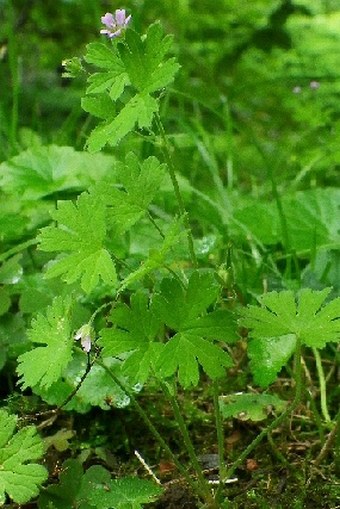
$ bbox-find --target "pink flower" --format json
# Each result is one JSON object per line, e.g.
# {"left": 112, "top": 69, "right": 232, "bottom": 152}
{"left": 74, "top": 324, "right": 92, "bottom": 353}
{"left": 100, "top": 9, "right": 131, "bottom": 39}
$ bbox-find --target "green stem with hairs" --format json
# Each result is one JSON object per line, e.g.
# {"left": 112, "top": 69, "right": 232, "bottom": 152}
{"left": 212, "top": 380, "right": 227, "bottom": 504}
{"left": 312, "top": 347, "right": 331, "bottom": 422}
{"left": 155, "top": 113, "right": 197, "bottom": 268}
{"left": 0, "top": 238, "right": 38, "bottom": 263}
{"left": 160, "top": 381, "right": 216, "bottom": 506}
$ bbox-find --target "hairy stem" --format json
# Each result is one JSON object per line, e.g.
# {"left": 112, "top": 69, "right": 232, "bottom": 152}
{"left": 0, "top": 238, "right": 38, "bottom": 263}
{"left": 155, "top": 113, "right": 197, "bottom": 268}
{"left": 224, "top": 337, "right": 303, "bottom": 481}
{"left": 212, "top": 380, "right": 227, "bottom": 504}
{"left": 160, "top": 381, "right": 215, "bottom": 505}
{"left": 312, "top": 347, "right": 331, "bottom": 422}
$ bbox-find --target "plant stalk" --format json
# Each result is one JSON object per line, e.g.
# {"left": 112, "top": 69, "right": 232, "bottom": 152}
{"left": 212, "top": 380, "right": 227, "bottom": 503}
{"left": 155, "top": 113, "right": 197, "bottom": 268}
{"left": 160, "top": 380, "right": 216, "bottom": 506}
{"left": 312, "top": 347, "right": 331, "bottom": 422}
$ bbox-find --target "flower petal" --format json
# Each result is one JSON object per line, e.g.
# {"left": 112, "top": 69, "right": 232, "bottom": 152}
{"left": 101, "top": 12, "right": 114, "bottom": 28}
{"left": 115, "top": 9, "right": 126, "bottom": 26}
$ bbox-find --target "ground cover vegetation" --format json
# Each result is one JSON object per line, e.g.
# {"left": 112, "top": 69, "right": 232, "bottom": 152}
{"left": 0, "top": 1, "right": 339, "bottom": 508}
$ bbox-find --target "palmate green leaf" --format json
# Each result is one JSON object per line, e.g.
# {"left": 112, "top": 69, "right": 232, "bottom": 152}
{"left": 84, "top": 42, "right": 129, "bottom": 100}
{"left": 38, "top": 459, "right": 162, "bottom": 509}
{"left": 153, "top": 271, "right": 237, "bottom": 388}
{"left": 152, "top": 271, "right": 221, "bottom": 329}
{"left": 17, "top": 296, "right": 73, "bottom": 389}
{"left": 83, "top": 24, "right": 179, "bottom": 152}
{"left": 0, "top": 410, "right": 47, "bottom": 505}
{"left": 38, "top": 192, "right": 117, "bottom": 293}
{"left": 86, "top": 93, "right": 158, "bottom": 152}
{"left": 240, "top": 288, "right": 340, "bottom": 387}
{"left": 99, "top": 292, "right": 162, "bottom": 384}
{"left": 120, "top": 24, "right": 180, "bottom": 93}
{"left": 91, "top": 153, "right": 166, "bottom": 234}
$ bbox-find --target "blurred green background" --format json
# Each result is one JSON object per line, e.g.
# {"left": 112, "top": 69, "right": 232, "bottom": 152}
{"left": 1, "top": 0, "right": 340, "bottom": 191}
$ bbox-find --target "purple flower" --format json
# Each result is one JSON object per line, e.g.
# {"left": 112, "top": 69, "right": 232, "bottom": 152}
{"left": 100, "top": 9, "right": 131, "bottom": 39}
{"left": 74, "top": 324, "right": 92, "bottom": 353}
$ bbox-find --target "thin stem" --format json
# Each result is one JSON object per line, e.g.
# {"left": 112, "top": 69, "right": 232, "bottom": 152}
{"left": 155, "top": 113, "right": 197, "bottom": 268}
{"left": 312, "top": 347, "right": 331, "bottom": 422}
{"left": 313, "top": 412, "right": 339, "bottom": 467}
{"left": 95, "top": 360, "right": 200, "bottom": 496}
{"left": 7, "top": 1, "right": 19, "bottom": 153}
{"left": 0, "top": 238, "right": 38, "bottom": 263}
{"left": 224, "top": 337, "right": 303, "bottom": 481}
{"left": 160, "top": 381, "right": 215, "bottom": 505}
{"left": 212, "top": 380, "right": 227, "bottom": 503}
{"left": 304, "top": 387, "right": 325, "bottom": 444}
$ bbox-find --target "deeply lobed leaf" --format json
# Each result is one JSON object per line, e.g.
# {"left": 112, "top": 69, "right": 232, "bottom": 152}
{"left": 240, "top": 288, "right": 340, "bottom": 386}
{"left": 17, "top": 296, "right": 73, "bottom": 389}
{"left": 38, "top": 192, "right": 117, "bottom": 293}
{"left": 0, "top": 410, "right": 47, "bottom": 505}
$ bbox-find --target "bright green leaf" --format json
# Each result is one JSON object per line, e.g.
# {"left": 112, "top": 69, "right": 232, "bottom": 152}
{"left": 119, "top": 219, "right": 184, "bottom": 293}
{"left": 84, "top": 42, "right": 124, "bottom": 71}
{"left": 92, "top": 154, "right": 166, "bottom": 234}
{"left": 241, "top": 288, "right": 340, "bottom": 348}
{"left": 240, "top": 288, "right": 340, "bottom": 386}
{"left": 0, "top": 145, "right": 114, "bottom": 200}
{"left": 17, "top": 296, "right": 73, "bottom": 389}
{"left": 83, "top": 471, "right": 163, "bottom": 509}
{"left": 99, "top": 292, "right": 162, "bottom": 384}
{"left": 153, "top": 271, "right": 235, "bottom": 387}
{"left": 0, "top": 410, "right": 47, "bottom": 505}
{"left": 121, "top": 24, "right": 179, "bottom": 93}
{"left": 81, "top": 94, "right": 116, "bottom": 119}
{"left": 38, "top": 192, "right": 117, "bottom": 293}
{"left": 86, "top": 93, "right": 158, "bottom": 152}
{"left": 248, "top": 334, "right": 297, "bottom": 387}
